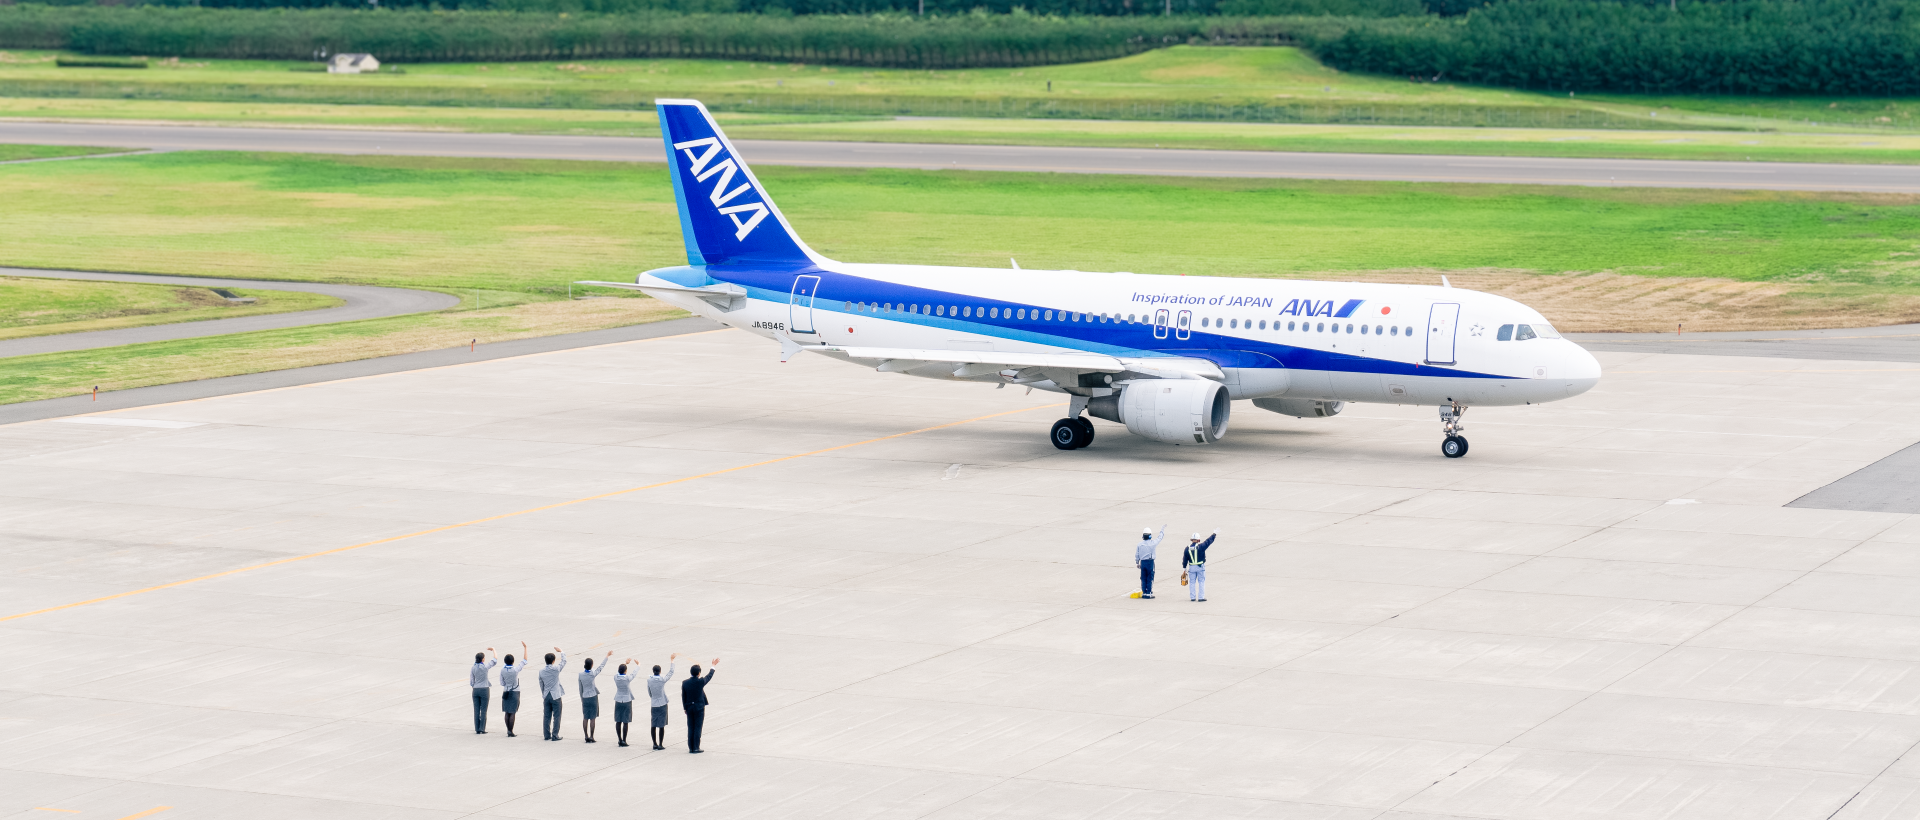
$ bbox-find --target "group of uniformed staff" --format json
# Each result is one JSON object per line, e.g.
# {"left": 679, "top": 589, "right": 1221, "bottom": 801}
{"left": 469, "top": 641, "right": 720, "bottom": 752}
{"left": 1133, "top": 527, "right": 1217, "bottom": 600}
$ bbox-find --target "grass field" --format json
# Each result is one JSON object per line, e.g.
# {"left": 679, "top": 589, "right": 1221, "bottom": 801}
{"left": 1, "top": 46, "right": 1914, "bottom": 133}
{"left": 0, "top": 295, "right": 683, "bottom": 405}
{"left": 0, "top": 274, "right": 340, "bottom": 340}
{"left": 7, "top": 98, "right": 1918, "bottom": 165}
{"left": 6, "top": 147, "right": 1920, "bottom": 402}
{"left": 0, "top": 143, "right": 127, "bottom": 162}
{"left": 4, "top": 150, "right": 1920, "bottom": 307}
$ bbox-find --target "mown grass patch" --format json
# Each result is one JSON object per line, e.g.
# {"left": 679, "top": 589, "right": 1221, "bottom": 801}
{"left": 0, "top": 274, "right": 342, "bottom": 340}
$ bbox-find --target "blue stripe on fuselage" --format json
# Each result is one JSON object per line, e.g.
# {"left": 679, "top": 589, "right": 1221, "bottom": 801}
{"left": 705, "top": 264, "right": 1509, "bottom": 380}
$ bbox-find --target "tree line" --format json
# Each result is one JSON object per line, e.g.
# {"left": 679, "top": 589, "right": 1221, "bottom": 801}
{"left": 0, "top": 5, "right": 1344, "bottom": 65}
{"left": 26, "top": 0, "right": 1434, "bottom": 16}
{"left": 1311, "top": 0, "right": 1920, "bottom": 94}
{"left": 3, "top": 0, "right": 1917, "bottom": 93}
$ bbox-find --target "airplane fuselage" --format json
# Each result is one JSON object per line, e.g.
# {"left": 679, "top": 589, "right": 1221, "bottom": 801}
{"left": 642, "top": 261, "right": 1603, "bottom": 408}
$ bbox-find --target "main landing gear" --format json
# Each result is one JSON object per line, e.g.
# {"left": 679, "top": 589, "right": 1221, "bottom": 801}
{"left": 1439, "top": 402, "right": 1469, "bottom": 458}
{"left": 1051, "top": 416, "right": 1096, "bottom": 450}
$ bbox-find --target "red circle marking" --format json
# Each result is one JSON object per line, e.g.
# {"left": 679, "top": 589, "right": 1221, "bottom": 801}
{"left": 1381, "top": 306, "right": 1392, "bottom": 315}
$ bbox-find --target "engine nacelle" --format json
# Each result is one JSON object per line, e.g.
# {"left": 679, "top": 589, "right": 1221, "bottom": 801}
{"left": 1087, "top": 379, "right": 1231, "bottom": 445}
{"left": 1253, "top": 398, "right": 1345, "bottom": 418}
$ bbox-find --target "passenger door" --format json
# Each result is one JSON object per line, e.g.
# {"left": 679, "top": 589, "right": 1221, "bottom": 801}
{"left": 789, "top": 275, "right": 820, "bottom": 334}
{"left": 1425, "top": 302, "right": 1460, "bottom": 365}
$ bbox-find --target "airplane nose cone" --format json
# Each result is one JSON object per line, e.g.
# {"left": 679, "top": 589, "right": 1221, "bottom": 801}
{"left": 1561, "top": 341, "right": 1603, "bottom": 398}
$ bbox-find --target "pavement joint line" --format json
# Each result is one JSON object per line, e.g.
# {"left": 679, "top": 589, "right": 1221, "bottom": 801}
{"left": 1610, "top": 367, "right": 1920, "bottom": 374}
{"left": 0, "top": 149, "right": 163, "bottom": 166}
{"left": 0, "top": 401, "right": 1064, "bottom": 624}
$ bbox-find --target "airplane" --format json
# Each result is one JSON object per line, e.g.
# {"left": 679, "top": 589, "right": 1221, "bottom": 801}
{"left": 581, "top": 99, "right": 1602, "bottom": 458}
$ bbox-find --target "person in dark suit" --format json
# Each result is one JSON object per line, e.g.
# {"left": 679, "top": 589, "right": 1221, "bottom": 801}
{"left": 681, "top": 658, "right": 719, "bottom": 754}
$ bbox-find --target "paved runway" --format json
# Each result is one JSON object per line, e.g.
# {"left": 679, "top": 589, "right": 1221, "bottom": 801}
{"left": 6, "top": 330, "right": 1920, "bottom": 818}
{"left": 5, "top": 121, "right": 1918, "bottom": 192}
{"left": 1572, "top": 323, "right": 1920, "bottom": 364}
{"left": 0, "top": 268, "right": 458, "bottom": 358}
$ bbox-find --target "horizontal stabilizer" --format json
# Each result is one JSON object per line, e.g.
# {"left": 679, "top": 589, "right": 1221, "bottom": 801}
{"left": 577, "top": 279, "right": 747, "bottom": 310}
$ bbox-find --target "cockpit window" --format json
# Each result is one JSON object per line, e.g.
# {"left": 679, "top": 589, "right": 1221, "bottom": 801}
{"left": 1497, "top": 324, "right": 1514, "bottom": 342}
{"left": 1515, "top": 324, "right": 1538, "bottom": 341}
{"left": 1533, "top": 322, "right": 1562, "bottom": 339}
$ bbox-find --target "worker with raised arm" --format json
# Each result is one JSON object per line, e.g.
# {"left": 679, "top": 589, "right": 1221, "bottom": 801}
{"left": 499, "top": 641, "right": 529, "bottom": 737}
{"left": 579, "top": 650, "right": 610, "bottom": 744}
{"left": 469, "top": 647, "right": 497, "bottom": 734}
{"left": 647, "top": 653, "right": 677, "bottom": 750}
{"left": 539, "top": 647, "right": 567, "bottom": 741}
{"left": 1135, "top": 525, "right": 1165, "bottom": 599}
{"left": 1183, "top": 529, "right": 1217, "bottom": 602}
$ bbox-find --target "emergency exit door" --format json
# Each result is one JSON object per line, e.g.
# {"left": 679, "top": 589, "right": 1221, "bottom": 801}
{"left": 789, "top": 275, "right": 820, "bottom": 334}
{"left": 1175, "top": 310, "right": 1192, "bottom": 341}
{"left": 1153, "top": 309, "right": 1170, "bottom": 340}
{"left": 1426, "top": 302, "right": 1460, "bottom": 365}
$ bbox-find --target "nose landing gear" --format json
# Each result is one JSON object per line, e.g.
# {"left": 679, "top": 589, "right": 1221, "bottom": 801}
{"left": 1440, "top": 403, "right": 1469, "bottom": 458}
{"left": 1050, "top": 416, "right": 1096, "bottom": 450}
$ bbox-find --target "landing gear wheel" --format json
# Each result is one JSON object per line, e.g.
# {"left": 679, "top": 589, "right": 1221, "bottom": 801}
{"left": 1441, "top": 435, "right": 1469, "bottom": 459}
{"left": 1072, "top": 417, "right": 1095, "bottom": 446}
{"left": 1051, "top": 419, "right": 1089, "bottom": 450}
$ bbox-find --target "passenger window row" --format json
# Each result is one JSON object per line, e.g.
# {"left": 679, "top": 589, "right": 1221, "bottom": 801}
{"left": 842, "top": 301, "right": 1422, "bottom": 340}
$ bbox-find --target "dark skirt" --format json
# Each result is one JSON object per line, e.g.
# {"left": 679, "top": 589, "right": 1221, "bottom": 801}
{"left": 614, "top": 701, "right": 633, "bottom": 723}
{"left": 501, "top": 690, "right": 521, "bottom": 714}
{"left": 581, "top": 694, "right": 600, "bottom": 720}
{"left": 650, "top": 704, "right": 669, "bottom": 727}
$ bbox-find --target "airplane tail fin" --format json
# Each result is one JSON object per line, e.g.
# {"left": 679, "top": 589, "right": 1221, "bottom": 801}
{"left": 656, "top": 99, "right": 818, "bottom": 267}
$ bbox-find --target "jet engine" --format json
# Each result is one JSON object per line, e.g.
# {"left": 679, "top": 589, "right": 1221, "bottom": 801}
{"left": 1253, "top": 398, "right": 1345, "bottom": 418}
{"left": 1087, "top": 379, "right": 1231, "bottom": 445}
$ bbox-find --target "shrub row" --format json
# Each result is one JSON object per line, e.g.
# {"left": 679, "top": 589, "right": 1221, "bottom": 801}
{"left": 1311, "top": 0, "right": 1920, "bottom": 95}
{"left": 0, "top": 5, "right": 1347, "bottom": 66}
{"left": 30, "top": 0, "right": 1435, "bottom": 17}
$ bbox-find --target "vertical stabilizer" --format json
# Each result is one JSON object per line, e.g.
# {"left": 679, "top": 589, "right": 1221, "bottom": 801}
{"left": 656, "top": 99, "right": 819, "bottom": 267}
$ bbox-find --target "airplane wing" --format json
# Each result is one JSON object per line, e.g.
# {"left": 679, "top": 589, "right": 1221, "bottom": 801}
{"left": 818, "top": 346, "right": 1226, "bottom": 382}
{"left": 821, "top": 346, "right": 1127, "bottom": 373}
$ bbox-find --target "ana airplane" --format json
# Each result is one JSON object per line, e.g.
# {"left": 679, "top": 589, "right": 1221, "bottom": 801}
{"left": 582, "top": 100, "right": 1602, "bottom": 458}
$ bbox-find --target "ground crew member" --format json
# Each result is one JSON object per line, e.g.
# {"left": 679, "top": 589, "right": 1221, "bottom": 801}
{"left": 470, "top": 648, "right": 497, "bottom": 734}
{"left": 1184, "top": 530, "right": 1216, "bottom": 601}
{"left": 579, "top": 651, "right": 609, "bottom": 744}
{"left": 1136, "top": 525, "right": 1165, "bottom": 598}
{"left": 539, "top": 648, "right": 567, "bottom": 741}
{"left": 499, "top": 641, "right": 528, "bottom": 737}
{"left": 613, "top": 658, "right": 640, "bottom": 747}
{"left": 647, "top": 654, "right": 678, "bottom": 750}
{"left": 682, "top": 658, "right": 719, "bottom": 754}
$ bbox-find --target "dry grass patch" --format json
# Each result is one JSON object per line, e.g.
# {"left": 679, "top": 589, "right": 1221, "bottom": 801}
{"left": 1277, "top": 269, "right": 1920, "bottom": 332}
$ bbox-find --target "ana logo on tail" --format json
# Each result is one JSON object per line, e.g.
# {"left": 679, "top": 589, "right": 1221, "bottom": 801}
{"left": 673, "top": 137, "right": 769, "bottom": 241}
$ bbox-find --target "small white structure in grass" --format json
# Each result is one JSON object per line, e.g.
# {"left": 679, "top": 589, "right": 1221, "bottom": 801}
{"left": 327, "top": 54, "right": 379, "bottom": 74}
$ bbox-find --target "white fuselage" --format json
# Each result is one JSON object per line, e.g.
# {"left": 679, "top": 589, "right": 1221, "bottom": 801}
{"left": 642, "top": 261, "right": 1604, "bottom": 408}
